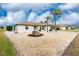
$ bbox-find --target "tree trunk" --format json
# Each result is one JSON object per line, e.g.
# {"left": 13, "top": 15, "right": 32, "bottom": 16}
{"left": 54, "top": 15, "right": 57, "bottom": 32}
{"left": 47, "top": 19, "right": 48, "bottom": 32}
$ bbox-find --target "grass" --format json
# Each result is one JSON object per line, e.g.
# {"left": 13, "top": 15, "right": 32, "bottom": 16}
{"left": 0, "top": 29, "right": 5, "bottom": 31}
{"left": 66, "top": 29, "right": 79, "bottom": 32}
{"left": 0, "top": 30, "right": 17, "bottom": 56}
{"left": 62, "top": 34, "right": 79, "bottom": 56}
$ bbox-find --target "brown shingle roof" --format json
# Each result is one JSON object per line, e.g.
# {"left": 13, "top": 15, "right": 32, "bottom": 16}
{"left": 16, "top": 22, "right": 54, "bottom": 26}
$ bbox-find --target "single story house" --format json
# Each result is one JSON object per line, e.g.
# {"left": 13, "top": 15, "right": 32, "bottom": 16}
{"left": 15, "top": 22, "right": 55, "bottom": 32}
{"left": 58, "top": 24, "right": 71, "bottom": 30}
{"left": 14, "top": 22, "right": 72, "bottom": 32}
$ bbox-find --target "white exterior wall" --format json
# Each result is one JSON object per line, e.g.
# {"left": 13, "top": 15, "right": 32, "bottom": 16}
{"left": 16, "top": 25, "right": 27, "bottom": 32}
{"left": 68, "top": 27, "right": 71, "bottom": 30}
{"left": 16, "top": 25, "right": 34, "bottom": 32}
{"left": 45, "top": 26, "right": 51, "bottom": 31}
{"left": 28, "top": 26, "right": 34, "bottom": 31}
{"left": 16, "top": 25, "right": 52, "bottom": 32}
{"left": 60, "top": 27, "right": 66, "bottom": 30}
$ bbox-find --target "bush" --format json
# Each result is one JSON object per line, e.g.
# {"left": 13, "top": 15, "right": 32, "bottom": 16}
{"left": 56, "top": 27, "right": 60, "bottom": 30}
{"left": 6, "top": 26, "right": 13, "bottom": 31}
{"left": 0, "top": 26, "right": 4, "bottom": 29}
{"left": 49, "top": 29, "right": 52, "bottom": 31}
{"left": 39, "top": 29, "right": 41, "bottom": 31}
{"left": 25, "top": 26, "right": 28, "bottom": 30}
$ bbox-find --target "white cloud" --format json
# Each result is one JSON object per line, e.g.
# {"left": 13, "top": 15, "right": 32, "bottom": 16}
{"left": 2, "top": 3, "right": 53, "bottom": 13}
{"left": 27, "top": 11, "right": 53, "bottom": 23}
{"left": 59, "top": 3, "right": 79, "bottom": 10}
{"left": 27, "top": 11, "right": 37, "bottom": 22}
{"left": 57, "top": 12, "right": 79, "bottom": 25}
{"left": 35, "top": 11, "right": 53, "bottom": 22}
{"left": 0, "top": 19, "right": 5, "bottom": 24}
{"left": 0, "top": 3, "right": 55, "bottom": 26}
{"left": 0, "top": 10, "right": 27, "bottom": 26}
{"left": 13, "top": 10, "right": 26, "bottom": 23}
{"left": 2, "top": 3, "right": 51, "bottom": 8}
{"left": 1, "top": 3, "right": 79, "bottom": 26}
{"left": 0, "top": 10, "right": 53, "bottom": 26}
{"left": 5, "top": 12, "right": 13, "bottom": 22}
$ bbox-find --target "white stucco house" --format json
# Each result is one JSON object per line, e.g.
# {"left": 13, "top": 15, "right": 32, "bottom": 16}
{"left": 14, "top": 21, "right": 72, "bottom": 33}
{"left": 15, "top": 22, "right": 55, "bottom": 32}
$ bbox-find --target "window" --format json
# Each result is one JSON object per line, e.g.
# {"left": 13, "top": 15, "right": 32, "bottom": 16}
{"left": 25, "top": 26, "right": 28, "bottom": 30}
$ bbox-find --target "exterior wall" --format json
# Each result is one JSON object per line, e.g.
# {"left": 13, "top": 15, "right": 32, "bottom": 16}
{"left": 16, "top": 25, "right": 27, "bottom": 32}
{"left": 27, "top": 26, "right": 34, "bottom": 31}
{"left": 16, "top": 25, "right": 55, "bottom": 32}
{"left": 60, "top": 26, "right": 66, "bottom": 30}
{"left": 16, "top": 25, "right": 36, "bottom": 32}
{"left": 15, "top": 24, "right": 73, "bottom": 32}
{"left": 46, "top": 26, "right": 51, "bottom": 31}
{"left": 37, "top": 26, "right": 51, "bottom": 31}
{"left": 68, "top": 27, "right": 71, "bottom": 30}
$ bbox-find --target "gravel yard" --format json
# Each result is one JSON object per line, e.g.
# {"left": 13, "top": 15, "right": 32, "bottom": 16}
{"left": 5, "top": 31, "right": 78, "bottom": 56}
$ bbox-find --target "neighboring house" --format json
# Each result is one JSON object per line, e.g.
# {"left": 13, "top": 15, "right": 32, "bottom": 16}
{"left": 58, "top": 24, "right": 72, "bottom": 30}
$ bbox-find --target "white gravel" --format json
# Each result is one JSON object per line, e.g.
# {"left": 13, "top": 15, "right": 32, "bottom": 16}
{"left": 5, "top": 31, "right": 78, "bottom": 56}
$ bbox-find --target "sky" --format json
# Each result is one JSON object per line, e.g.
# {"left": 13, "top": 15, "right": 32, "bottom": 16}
{"left": 0, "top": 3, "right": 79, "bottom": 26}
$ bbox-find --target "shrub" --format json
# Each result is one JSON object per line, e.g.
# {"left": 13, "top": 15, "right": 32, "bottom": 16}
{"left": 6, "top": 26, "right": 13, "bottom": 31}
{"left": 39, "top": 29, "right": 41, "bottom": 31}
{"left": 71, "top": 27, "right": 74, "bottom": 30}
{"left": 56, "top": 27, "right": 60, "bottom": 30}
{"left": 0, "top": 26, "right": 4, "bottom": 29}
{"left": 25, "top": 26, "right": 28, "bottom": 30}
{"left": 49, "top": 29, "right": 52, "bottom": 31}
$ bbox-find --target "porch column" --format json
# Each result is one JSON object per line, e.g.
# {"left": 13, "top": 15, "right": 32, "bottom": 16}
{"left": 14, "top": 24, "right": 17, "bottom": 33}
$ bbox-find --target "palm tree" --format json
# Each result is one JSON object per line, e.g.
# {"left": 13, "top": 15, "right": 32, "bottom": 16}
{"left": 44, "top": 16, "right": 51, "bottom": 32}
{"left": 52, "top": 9, "right": 62, "bottom": 32}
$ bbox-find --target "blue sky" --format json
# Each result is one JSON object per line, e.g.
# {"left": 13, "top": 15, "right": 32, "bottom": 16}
{"left": 0, "top": 3, "right": 79, "bottom": 26}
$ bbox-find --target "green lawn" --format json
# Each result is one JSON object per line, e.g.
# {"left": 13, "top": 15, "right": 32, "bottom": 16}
{"left": 0, "top": 31, "right": 17, "bottom": 56}
{"left": 66, "top": 29, "right": 79, "bottom": 32}
{"left": 62, "top": 34, "right": 79, "bottom": 56}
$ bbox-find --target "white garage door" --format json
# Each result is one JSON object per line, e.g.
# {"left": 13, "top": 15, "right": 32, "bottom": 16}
{"left": 16, "top": 25, "right": 27, "bottom": 32}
